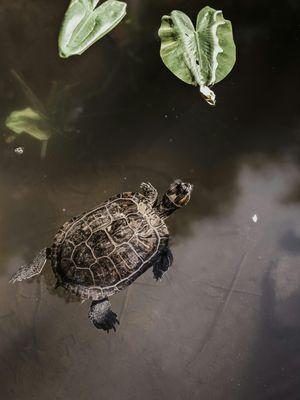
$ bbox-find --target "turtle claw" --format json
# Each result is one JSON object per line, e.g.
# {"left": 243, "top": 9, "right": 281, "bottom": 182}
{"left": 153, "top": 264, "right": 168, "bottom": 281}
{"left": 154, "top": 273, "right": 163, "bottom": 282}
{"left": 100, "top": 311, "right": 119, "bottom": 333}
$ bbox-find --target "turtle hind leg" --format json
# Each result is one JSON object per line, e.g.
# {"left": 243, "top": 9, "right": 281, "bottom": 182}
{"left": 9, "top": 247, "right": 49, "bottom": 283}
{"left": 88, "top": 298, "right": 119, "bottom": 333}
{"left": 153, "top": 247, "right": 173, "bottom": 281}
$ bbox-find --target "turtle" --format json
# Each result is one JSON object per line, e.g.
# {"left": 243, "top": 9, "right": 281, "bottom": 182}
{"left": 10, "top": 180, "right": 193, "bottom": 332}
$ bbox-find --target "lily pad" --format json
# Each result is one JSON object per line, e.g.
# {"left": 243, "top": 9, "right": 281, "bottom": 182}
{"left": 58, "top": 0, "right": 127, "bottom": 58}
{"left": 158, "top": 6, "right": 236, "bottom": 105}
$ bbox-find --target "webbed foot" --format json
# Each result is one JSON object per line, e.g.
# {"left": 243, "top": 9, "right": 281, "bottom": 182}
{"left": 89, "top": 299, "right": 119, "bottom": 333}
{"left": 153, "top": 247, "right": 173, "bottom": 281}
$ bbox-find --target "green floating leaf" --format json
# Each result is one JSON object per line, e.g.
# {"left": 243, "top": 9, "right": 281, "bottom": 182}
{"left": 158, "top": 6, "right": 236, "bottom": 105}
{"left": 58, "top": 0, "right": 127, "bottom": 58}
{"left": 5, "top": 108, "right": 52, "bottom": 142}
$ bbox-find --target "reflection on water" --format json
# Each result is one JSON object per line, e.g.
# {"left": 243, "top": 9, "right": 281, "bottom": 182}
{"left": 1, "top": 1, "right": 300, "bottom": 399}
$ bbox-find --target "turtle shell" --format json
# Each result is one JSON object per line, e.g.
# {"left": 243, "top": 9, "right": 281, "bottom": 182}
{"left": 51, "top": 192, "right": 169, "bottom": 300}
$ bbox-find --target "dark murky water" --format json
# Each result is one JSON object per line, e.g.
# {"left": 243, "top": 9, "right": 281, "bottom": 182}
{"left": 1, "top": 1, "right": 300, "bottom": 399}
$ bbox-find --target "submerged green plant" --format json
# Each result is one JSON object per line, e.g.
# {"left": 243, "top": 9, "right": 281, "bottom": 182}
{"left": 58, "top": 0, "right": 127, "bottom": 58}
{"left": 6, "top": 108, "right": 51, "bottom": 157}
{"left": 5, "top": 70, "right": 78, "bottom": 158}
{"left": 158, "top": 6, "right": 236, "bottom": 105}
{"left": 5, "top": 71, "right": 53, "bottom": 158}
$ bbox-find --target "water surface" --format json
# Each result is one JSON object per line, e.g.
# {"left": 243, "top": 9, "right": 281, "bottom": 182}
{"left": 1, "top": 1, "right": 300, "bottom": 399}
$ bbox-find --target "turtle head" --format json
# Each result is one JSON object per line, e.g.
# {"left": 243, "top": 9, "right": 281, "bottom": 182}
{"left": 157, "top": 179, "right": 193, "bottom": 218}
{"left": 166, "top": 179, "right": 193, "bottom": 207}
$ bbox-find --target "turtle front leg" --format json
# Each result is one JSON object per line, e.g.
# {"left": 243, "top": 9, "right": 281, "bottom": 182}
{"left": 153, "top": 247, "right": 173, "bottom": 281}
{"left": 9, "top": 247, "right": 49, "bottom": 283}
{"left": 140, "top": 182, "right": 158, "bottom": 206}
{"left": 88, "top": 298, "right": 119, "bottom": 333}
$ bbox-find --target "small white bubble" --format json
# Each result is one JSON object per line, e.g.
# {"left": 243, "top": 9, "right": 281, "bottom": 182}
{"left": 62, "top": 208, "right": 66, "bottom": 212}
{"left": 164, "top": 114, "right": 168, "bottom": 119}
{"left": 14, "top": 146, "right": 24, "bottom": 155}
{"left": 252, "top": 214, "right": 258, "bottom": 223}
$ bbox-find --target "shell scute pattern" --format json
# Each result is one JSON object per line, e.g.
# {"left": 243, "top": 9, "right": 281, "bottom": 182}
{"left": 118, "top": 191, "right": 132, "bottom": 199}
{"left": 106, "top": 218, "right": 134, "bottom": 245}
{"left": 70, "top": 222, "right": 92, "bottom": 245}
{"left": 85, "top": 207, "right": 111, "bottom": 230}
{"left": 87, "top": 229, "right": 115, "bottom": 258}
{"left": 71, "top": 267, "right": 94, "bottom": 286}
{"left": 73, "top": 244, "right": 95, "bottom": 266}
{"left": 91, "top": 257, "right": 120, "bottom": 286}
{"left": 111, "top": 243, "right": 142, "bottom": 271}
{"left": 59, "top": 258, "right": 94, "bottom": 286}
{"left": 60, "top": 240, "right": 74, "bottom": 259}
{"left": 130, "top": 233, "right": 158, "bottom": 261}
{"left": 156, "top": 223, "right": 169, "bottom": 239}
{"left": 52, "top": 191, "right": 168, "bottom": 295}
{"left": 148, "top": 212, "right": 162, "bottom": 228}
{"left": 54, "top": 226, "right": 67, "bottom": 244}
{"left": 110, "top": 257, "right": 133, "bottom": 279}
{"left": 106, "top": 198, "right": 139, "bottom": 219}
{"left": 127, "top": 213, "right": 144, "bottom": 230}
